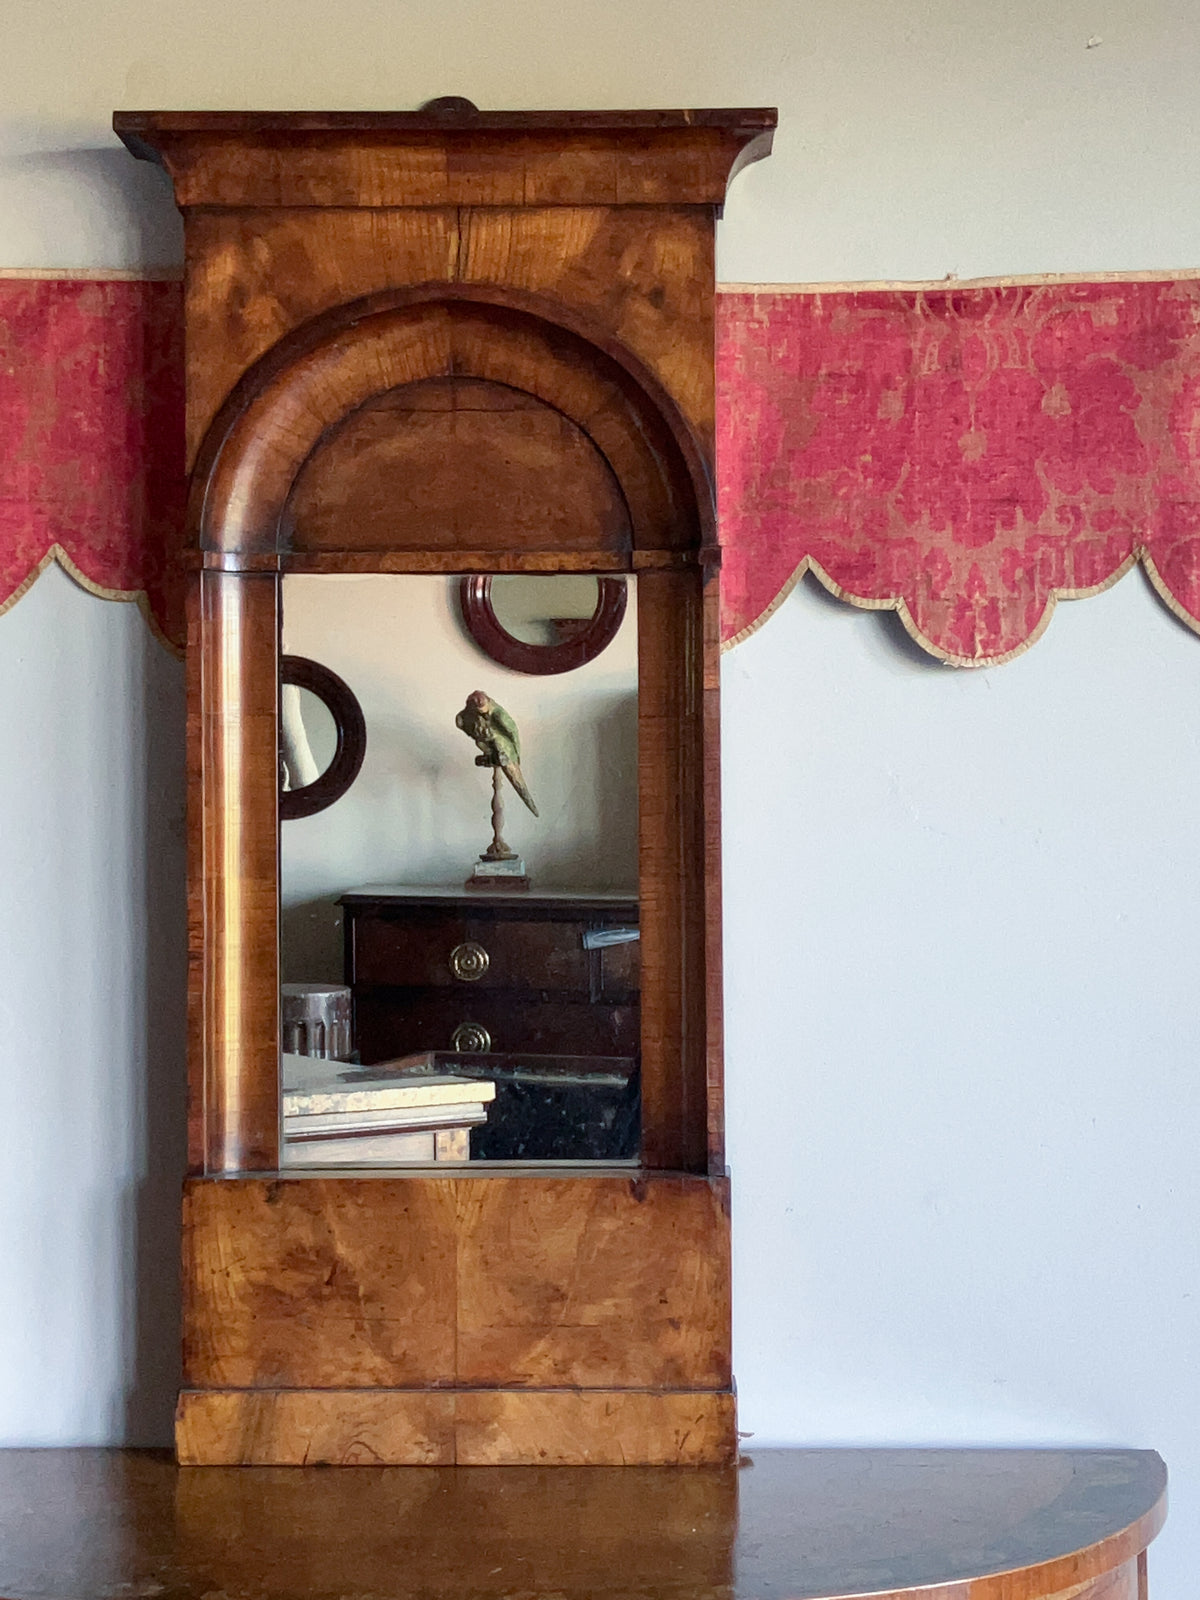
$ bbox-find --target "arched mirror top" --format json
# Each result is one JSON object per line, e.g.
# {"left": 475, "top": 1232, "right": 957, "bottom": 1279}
{"left": 286, "top": 377, "right": 633, "bottom": 562}
{"left": 187, "top": 284, "right": 715, "bottom": 564}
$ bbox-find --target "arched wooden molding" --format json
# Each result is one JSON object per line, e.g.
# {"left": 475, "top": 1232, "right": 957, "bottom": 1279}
{"left": 190, "top": 284, "right": 716, "bottom": 566}
{"left": 289, "top": 379, "right": 634, "bottom": 562}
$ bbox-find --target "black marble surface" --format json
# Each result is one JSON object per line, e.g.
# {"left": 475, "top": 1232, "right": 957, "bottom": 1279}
{"left": 365, "top": 1050, "right": 641, "bottom": 1161}
{"left": 469, "top": 1060, "right": 639, "bottom": 1160}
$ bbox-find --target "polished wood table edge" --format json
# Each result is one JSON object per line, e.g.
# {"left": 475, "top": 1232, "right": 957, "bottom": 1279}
{"left": 731, "top": 1448, "right": 1167, "bottom": 1600}
{"left": 337, "top": 884, "right": 639, "bottom": 905}
{"left": 0, "top": 1445, "right": 1166, "bottom": 1600}
{"left": 180, "top": 1163, "right": 710, "bottom": 1179}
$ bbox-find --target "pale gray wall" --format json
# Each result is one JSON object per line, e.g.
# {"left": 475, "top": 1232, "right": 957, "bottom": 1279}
{"left": 1, "top": 2, "right": 1197, "bottom": 1592}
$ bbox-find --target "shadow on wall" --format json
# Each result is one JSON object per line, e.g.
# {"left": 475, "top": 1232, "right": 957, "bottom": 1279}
{"left": 125, "top": 620, "right": 187, "bottom": 1446}
{"left": 1, "top": 138, "right": 182, "bottom": 268}
{"left": 799, "top": 572, "right": 945, "bottom": 672}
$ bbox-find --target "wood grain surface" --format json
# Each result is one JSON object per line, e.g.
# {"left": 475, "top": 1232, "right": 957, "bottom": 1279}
{"left": 192, "top": 289, "right": 707, "bottom": 561}
{"left": 188, "top": 571, "right": 280, "bottom": 1172}
{"left": 175, "top": 204, "right": 721, "bottom": 467}
{"left": 175, "top": 1388, "right": 734, "bottom": 1466}
{"left": 636, "top": 566, "right": 714, "bottom": 1171}
{"left": 182, "top": 1173, "right": 730, "bottom": 1392}
{"left": 0, "top": 1446, "right": 1166, "bottom": 1600}
{"left": 113, "top": 106, "right": 774, "bottom": 213}
{"left": 118, "top": 107, "right": 765, "bottom": 1462}
{"left": 286, "top": 378, "right": 632, "bottom": 557}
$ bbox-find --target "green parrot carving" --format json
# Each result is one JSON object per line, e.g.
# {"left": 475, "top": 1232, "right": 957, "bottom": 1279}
{"left": 455, "top": 690, "right": 539, "bottom": 816}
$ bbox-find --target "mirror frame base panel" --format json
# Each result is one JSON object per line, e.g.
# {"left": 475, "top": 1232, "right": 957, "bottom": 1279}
{"left": 116, "top": 104, "right": 774, "bottom": 1467}
{"left": 179, "top": 1171, "right": 735, "bottom": 1466}
{"left": 176, "top": 1389, "right": 735, "bottom": 1467}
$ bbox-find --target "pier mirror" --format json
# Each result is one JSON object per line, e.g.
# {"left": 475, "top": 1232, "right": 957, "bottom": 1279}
{"left": 115, "top": 102, "right": 774, "bottom": 1467}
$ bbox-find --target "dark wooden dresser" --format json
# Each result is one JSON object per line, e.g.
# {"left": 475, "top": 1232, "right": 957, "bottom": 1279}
{"left": 339, "top": 886, "right": 641, "bottom": 1159}
{"left": 339, "top": 885, "right": 639, "bottom": 1066}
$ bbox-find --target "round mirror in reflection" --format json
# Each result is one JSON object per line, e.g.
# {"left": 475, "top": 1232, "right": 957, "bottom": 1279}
{"left": 460, "top": 574, "right": 627, "bottom": 675}
{"left": 279, "top": 655, "right": 367, "bottom": 821}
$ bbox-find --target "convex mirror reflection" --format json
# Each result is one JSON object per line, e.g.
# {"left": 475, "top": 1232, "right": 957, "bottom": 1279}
{"left": 490, "top": 574, "right": 600, "bottom": 645}
{"left": 279, "top": 655, "right": 368, "bottom": 822}
{"left": 278, "top": 573, "right": 640, "bottom": 1170}
{"left": 460, "top": 573, "right": 628, "bottom": 674}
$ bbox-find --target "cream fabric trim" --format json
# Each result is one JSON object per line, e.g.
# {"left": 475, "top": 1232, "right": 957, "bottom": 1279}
{"left": 721, "top": 550, "right": 1200, "bottom": 665}
{"left": 0, "top": 545, "right": 181, "bottom": 656}
{"left": 0, "top": 266, "right": 182, "bottom": 280}
{"left": 718, "top": 267, "right": 1200, "bottom": 293}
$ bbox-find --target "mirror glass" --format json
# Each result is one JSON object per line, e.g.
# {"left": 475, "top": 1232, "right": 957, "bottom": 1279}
{"left": 281, "top": 683, "right": 338, "bottom": 790}
{"left": 279, "top": 573, "right": 640, "bottom": 1170}
{"left": 488, "top": 574, "right": 600, "bottom": 646}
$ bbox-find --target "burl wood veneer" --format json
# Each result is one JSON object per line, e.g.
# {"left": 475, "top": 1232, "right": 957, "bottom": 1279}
{"left": 114, "top": 103, "right": 774, "bottom": 1466}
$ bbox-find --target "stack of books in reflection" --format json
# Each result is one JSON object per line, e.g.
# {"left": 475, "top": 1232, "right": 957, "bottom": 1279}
{"left": 281, "top": 1051, "right": 495, "bottom": 1167}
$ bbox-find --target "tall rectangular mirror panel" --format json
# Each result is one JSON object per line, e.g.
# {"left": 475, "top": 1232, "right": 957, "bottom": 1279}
{"left": 280, "top": 573, "right": 641, "bottom": 1167}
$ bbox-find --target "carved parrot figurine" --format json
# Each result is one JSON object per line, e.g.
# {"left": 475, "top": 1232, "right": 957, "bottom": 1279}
{"left": 455, "top": 690, "right": 539, "bottom": 816}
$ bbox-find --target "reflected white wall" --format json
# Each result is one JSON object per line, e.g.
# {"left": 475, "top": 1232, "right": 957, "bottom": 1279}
{"left": 280, "top": 574, "right": 638, "bottom": 979}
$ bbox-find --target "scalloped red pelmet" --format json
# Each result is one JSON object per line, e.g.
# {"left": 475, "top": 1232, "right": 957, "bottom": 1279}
{"left": 5, "top": 277, "right": 1200, "bottom": 665}
{"left": 718, "top": 279, "right": 1200, "bottom": 662}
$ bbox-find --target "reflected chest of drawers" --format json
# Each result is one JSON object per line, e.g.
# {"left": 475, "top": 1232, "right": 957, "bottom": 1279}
{"left": 339, "top": 885, "right": 639, "bottom": 1067}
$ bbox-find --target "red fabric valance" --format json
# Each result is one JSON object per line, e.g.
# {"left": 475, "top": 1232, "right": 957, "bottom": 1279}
{"left": 0, "top": 276, "right": 184, "bottom": 645}
{"left": 4, "top": 274, "right": 1200, "bottom": 665}
{"left": 718, "top": 277, "right": 1200, "bottom": 662}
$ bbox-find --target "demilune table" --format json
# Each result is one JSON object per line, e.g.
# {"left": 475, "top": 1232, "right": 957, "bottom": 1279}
{"left": 0, "top": 1446, "right": 1165, "bottom": 1599}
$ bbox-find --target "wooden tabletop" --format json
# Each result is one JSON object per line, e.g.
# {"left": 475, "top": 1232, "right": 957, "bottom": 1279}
{"left": 0, "top": 1447, "right": 1164, "bottom": 1600}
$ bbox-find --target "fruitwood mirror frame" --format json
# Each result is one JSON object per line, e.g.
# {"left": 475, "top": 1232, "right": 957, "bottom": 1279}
{"left": 115, "top": 102, "right": 774, "bottom": 1469}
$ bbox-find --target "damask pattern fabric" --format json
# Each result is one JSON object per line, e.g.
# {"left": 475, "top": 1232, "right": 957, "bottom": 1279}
{"left": 0, "top": 277, "right": 184, "bottom": 646}
{"left": 718, "top": 278, "right": 1200, "bottom": 662}
{"left": 4, "top": 275, "right": 1200, "bottom": 666}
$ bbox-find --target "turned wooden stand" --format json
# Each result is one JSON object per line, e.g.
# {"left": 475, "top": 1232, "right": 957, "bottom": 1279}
{"left": 0, "top": 1447, "right": 1165, "bottom": 1600}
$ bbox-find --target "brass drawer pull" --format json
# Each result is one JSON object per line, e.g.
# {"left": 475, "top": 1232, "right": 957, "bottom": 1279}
{"left": 451, "top": 1022, "right": 491, "bottom": 1053}
{"left": 449, "top": 940, "right": 490, "bottom": 981}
